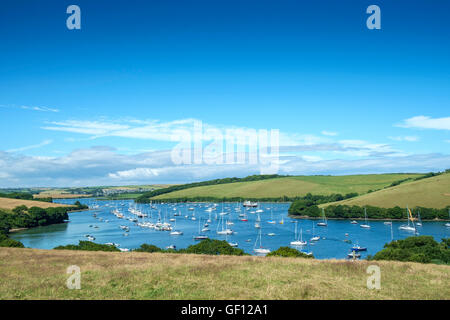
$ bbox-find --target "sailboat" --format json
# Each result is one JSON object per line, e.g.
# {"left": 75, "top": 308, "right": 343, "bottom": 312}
{"left": 253, "top": 228, "right": 270, "bottom": 255}
{"left": 279, "top": 215, "right": 284, "bottom": 224}
{"left": 217, "top": 215, "right": 233, "bottom": 235}
{"left": 445, "top": 209, "right": 450, "bottom": 227}
{"left": 416, "top": 209, "right": 422, "bottom": 227}
{"left": 254, "top": 213, "right": 261, "bottom": 228}
{"left": 317, "top": 208, "right": 327, "bottom": 226}
{"left": 225, "top": 233, "right": 238, "bottom": 247}
{"left": 290, "top": 221, "right": 307, "bottom": 246}
{"left": 267, "top": 208, "right": 276, "bottom": 224}
{"left": 360, "top": 208, "right": 371, "bottom": 229}
{"left": 194, "top": 218, "right": 209, "bottom": 240}
{"left": 310, "top": 222, "right": 320, "bottom": 241}
{"left": 170, "top": 218, "right": 183, "bottom": 235}
{"left": 399, "top": 206, "right": 416, "bottom": 233}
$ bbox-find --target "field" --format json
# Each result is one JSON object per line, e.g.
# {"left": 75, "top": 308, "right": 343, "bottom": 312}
{"left": 34, "top": 193, "right": 92, "bottom": 199}
{"left": 0, "top": 247, "right": 448, "bottom": 299}
{"left": 153, "top": 174, "right": 422, "bottom": 200}
{"left": 323, "top": 173, "right": 450, "bottom": 209}
{"left": 0, "top": 197, "right": 71, "bottom": 210}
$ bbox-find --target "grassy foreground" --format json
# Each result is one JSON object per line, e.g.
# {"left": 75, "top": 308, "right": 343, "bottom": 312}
{"left": 153, "top": 174, "right": 421, "bottom": 200}
{"left": 324, "top": 172, "right": 450, "bottom": 209}
{"left": 1, "top": 247, "right": 449, "bottom": 299}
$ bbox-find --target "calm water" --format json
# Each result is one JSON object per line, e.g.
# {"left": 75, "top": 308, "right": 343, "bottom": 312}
{"left": 11, "top": 198, "right": 450, "bottom": 259}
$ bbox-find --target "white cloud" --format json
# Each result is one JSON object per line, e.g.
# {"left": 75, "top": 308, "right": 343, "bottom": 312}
{"left": 388, "top": 136, "right": 419, "bottom": 142}
{"left": 321, "top": 130, "right": 338, "bottom": 136}
{"left": 20, "top": 105, "right": 59, "bottom": 112}
{"left": 6, "top": 140, "right": 53, "bottom": 153}
{"left": 0, "top": 146, "right": 449, "bottom": 187}
{"left": 397, "top": 115, "right": 450, "bottom": 130}
{"left": 109, "top": 168, "right": 160, "bottom": 179}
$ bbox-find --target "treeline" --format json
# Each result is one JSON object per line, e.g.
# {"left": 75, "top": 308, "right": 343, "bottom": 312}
{"left": 289, "top": 202, "right": 450, "bottom": 220}
{"left": 135, "top": 174, "right": 287, "bottom": 203}
{"left": 146, "top": 192, "right": 359, "bottom": 204}
{"left": 0, "top": 192, "right": 52, "bottom": 203}
{"left": 369, "top": 236, "right": 449, "bottom": 265}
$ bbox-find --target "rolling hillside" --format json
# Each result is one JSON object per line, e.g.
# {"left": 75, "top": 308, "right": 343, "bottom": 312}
{"left": 322, "top": 172, "right": 450, "bottom": 209}
{"left": 0, "top": 247, "right": 448, "bottom": 299}
{"left": 152, "top": 174, "right": 422, "bottom": 200}
{"left": 0, "top": 197, "right": 71, "bottom": 210}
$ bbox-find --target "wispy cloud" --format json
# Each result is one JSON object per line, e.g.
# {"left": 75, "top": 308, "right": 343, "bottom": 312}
{"left": 397, "top": 115, "right": 450, "bottom": 130}
{"left": 6, "top": 140, "right": 53, "bottom": 153}
{"left": 388, "top": 136, "right": 419, "bottom": 142}
{"left": 321, "top": 130, "right": 338, "bottom": 136}
{"left": 1, "top": 105, "right": 59, "bottom": 113}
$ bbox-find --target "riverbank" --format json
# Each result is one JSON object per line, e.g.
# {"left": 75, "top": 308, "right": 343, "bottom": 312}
{"left": 288, "top": 215, "right": 450, "bottom": 222}
{"left": 0, "top": 247, "right": 448, "bottom": 299}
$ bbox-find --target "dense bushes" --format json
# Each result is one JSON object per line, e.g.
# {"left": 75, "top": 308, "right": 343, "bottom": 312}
{"left": 136, "top": 174, "right": 287, "bottom": 203}
{"left": 369, "top": 236, "right": 449, "bottom": 264}
{"left": 178, "top": 239, "right": 247, "bottom": 255}
{"left": 54, "top": 241, "right": 121, "bottom": 252}
{"left": 134, "top": 244, "right": 163, "bottom": 253}
{"left": 135, "top": 239, "right": 247, "bottom": 256}
{"left": 267, "top": 246, "right": 314, "bottom": 258}
{"left": 0, "top": 233, "right": 24, "bottom": 248}
{"left": 289, "top": 203, "right": 450, "bottom": 220}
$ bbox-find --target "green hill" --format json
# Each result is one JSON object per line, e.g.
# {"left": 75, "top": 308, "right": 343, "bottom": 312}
{"left": 322, "top": 172, "right": 450, "bottom": 209}
{"left": 151, "top": 174, "right": 422, "bottom": 201}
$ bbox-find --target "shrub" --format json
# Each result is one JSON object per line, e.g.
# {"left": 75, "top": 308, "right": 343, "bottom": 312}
{"left": 369, "top": 236, "right": 449, "bottom": 264}
{"left": 267, "top": 246, "right": 314, "bottom": 258}
{"left": 54, "top": 241, "right": 121, "bottom": 252}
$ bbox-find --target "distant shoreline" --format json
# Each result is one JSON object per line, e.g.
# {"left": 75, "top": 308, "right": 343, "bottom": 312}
{"left": 288, "top": 215, "right": 449, "bottom": 222}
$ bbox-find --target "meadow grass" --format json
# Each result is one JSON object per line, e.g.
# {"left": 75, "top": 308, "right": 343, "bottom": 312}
{"left": 0, "top": 197, "right": 71, "bottom": 210}
{"left": 153, "top": 174, "right": 422, "bottom": 200}
{"left": 323, "top": 173, "right": 450, "bottom": 209}
{"left": 0, "top": 247, "right": 448, "bottom": 300}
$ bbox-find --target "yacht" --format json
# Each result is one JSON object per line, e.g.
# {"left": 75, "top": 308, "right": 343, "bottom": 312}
{"left": 290, "top": 222, "right": 307, "bottom": 246}
{"left": 317, "top": 208, "right": 328, "bottom": 226}
{"left": 360, "top": 208, "right": 371, "bottom": 229}
{"left": 253, "top": 228, "right": 270, "bottom": 255}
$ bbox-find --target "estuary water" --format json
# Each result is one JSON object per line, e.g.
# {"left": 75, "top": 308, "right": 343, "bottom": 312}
{"left": 10, "top": 198, "right": 450, "bottom": 259}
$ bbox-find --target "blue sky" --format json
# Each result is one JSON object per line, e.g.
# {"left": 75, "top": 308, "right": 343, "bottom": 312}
{"left": 0, "top": 0, "right": 449, "bottom": 187}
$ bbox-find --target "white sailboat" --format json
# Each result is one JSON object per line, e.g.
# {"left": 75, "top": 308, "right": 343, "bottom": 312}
{"left": 399, "top": 206, "right": 417, "bottom": 233}
{"left": 217, "top": 214, "right": 233, "bottom": 235}
{"left": 360, "top": 208, "right": 371, "bottom": 229}
{"left": 267, "top": 208, "right": 276, "bottom": 224}
{"left": 170, "top": 219, "right": 183, "bottom": 235}
{"left": 194, "top": 218, "right": 209, "bottom": 240}
{"left": 317, "top": 208, "right": 327, "bottom": 226}
{"left": 290, "top": 221, "right": 307, "bottom": 246}
{"left": 253, "top": 228, "right": 270, "bottom": 255}
{"left": 445, "top": 209, "right": 450, "bottom": 227}
{"left": 416, "top": 209, "right": 422, "bottom": 227}
{"left": 310, "top": 223, "right": 320, "bottom": 241}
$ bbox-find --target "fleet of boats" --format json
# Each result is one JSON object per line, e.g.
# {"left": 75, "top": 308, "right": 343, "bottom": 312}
{"left": 78, "top": 200, "right": 449, "bottom": 259}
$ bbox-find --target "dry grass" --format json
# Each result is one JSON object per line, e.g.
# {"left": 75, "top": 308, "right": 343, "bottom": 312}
{"left": 0, "top": 247, "right": 448, "bottom": 300}
{"left": 33, "top": 193, "right": 92, "bottom": 199}
{"left": 0, "top": 197, "right": 71, "bottom": 210}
